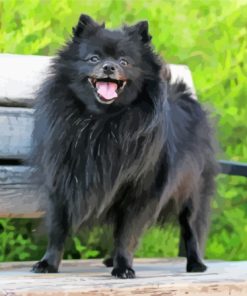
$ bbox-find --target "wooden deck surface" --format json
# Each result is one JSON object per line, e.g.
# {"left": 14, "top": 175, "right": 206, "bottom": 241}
{"left": 0, "top": 258, "right": 247, "bottom": 295}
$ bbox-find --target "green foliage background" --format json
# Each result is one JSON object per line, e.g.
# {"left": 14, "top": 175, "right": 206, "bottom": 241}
{"left": 0, "top": 0, "right": 247, "bottom": 261}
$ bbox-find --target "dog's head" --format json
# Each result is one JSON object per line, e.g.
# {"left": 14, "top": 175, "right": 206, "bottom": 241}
{"left": 58, "top": 14, "right": 161, "bottom": 113}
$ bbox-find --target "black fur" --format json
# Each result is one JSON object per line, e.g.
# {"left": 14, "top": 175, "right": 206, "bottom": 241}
{"left": 31, "top": 14, "right": 218, "bottom": 277}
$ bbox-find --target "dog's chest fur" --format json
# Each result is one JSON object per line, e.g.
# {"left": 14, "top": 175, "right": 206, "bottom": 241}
{"left": 41, "top": 105, "right": 163, "bottom": 222}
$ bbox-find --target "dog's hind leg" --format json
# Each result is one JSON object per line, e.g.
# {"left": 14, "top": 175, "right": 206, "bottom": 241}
{"left": 178, "top": 198, "right": 207, "bottom": 272}
{"left": 32, "top": 196, "right": 70, "bottom": 273}
{"left": 179, "top": 168, "right": 216, "bottom": 256}
{"left": 178, "top": 207, "right": 209, "bottom": 259}
{"left": 195, "top": 170, "right": 216, "bottom": 257}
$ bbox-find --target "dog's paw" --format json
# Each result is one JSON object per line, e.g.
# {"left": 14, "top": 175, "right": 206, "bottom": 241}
{"left": 103, "top": 257, "right": 113, "bottom": 267}
{"left": 111, "top": 266, "right": 135, "bottom": 279}
{"left": 31, "top": 260, "right": 58, "bottom": 273}
{"left": 187, "top": 261, "right": 207, "bottom": 272}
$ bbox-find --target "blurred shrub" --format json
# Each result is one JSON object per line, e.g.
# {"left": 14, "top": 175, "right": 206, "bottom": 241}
{"left": 0, "top": 0, "right": 246, "bottom": 261}
{"left": 0, "top": 219, "right": 37, "bottom": 261}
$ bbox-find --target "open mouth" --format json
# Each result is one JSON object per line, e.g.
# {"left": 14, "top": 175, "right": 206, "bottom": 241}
{"left": 88, "top": 78, "right": 126, "bottom": 104}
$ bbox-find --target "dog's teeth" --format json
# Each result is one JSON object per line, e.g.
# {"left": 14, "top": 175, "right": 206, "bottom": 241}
{"left": 120, "top": 81, "right": 126, "bottom": 89}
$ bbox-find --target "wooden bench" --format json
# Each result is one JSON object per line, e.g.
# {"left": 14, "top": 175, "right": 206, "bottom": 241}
{"left": 0, "top": 54, "right": 247, "bottom": 295}
{"left": 0, "top": 53, "right": 199, "bottom": 218}
{"left": 1, "top": 54, "right": 246, "bottom": 218}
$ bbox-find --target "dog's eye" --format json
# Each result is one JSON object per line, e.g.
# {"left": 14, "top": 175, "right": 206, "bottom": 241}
{"left": 89, "top": 56, "right": 100, "bottom": 63}
{"left": 120, "top": 58, "right": 128, "bottom": 66}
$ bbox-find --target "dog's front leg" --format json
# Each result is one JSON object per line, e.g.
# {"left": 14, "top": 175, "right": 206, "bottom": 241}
{"left": 32, "top": 195, "right": 70, "bottom": 273}
{"left": 111, "top": 197, "right": 159, "bottom": 279}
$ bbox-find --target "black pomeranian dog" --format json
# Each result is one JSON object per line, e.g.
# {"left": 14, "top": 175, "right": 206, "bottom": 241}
{"left": 31, "top": 14, "right": 218, "bottom": 278}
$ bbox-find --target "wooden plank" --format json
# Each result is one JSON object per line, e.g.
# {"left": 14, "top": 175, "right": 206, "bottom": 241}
{"left": 0, "top": 185, "right": 45, "bottom": 218}
{"left": 0, "top": 54, "right": 196, "bottom": 107}
{"left": 0, "top": 54, "right": 51, "bottom": 107}
{"left": 0, "top": 258, "right": 247, "bottom": 295}
{"left": 0, "top": 107, "right": 33, "bottom": 159}
{"left": 0, "top": 165, "right": 31, "bottom": 184}
{"left": 0, "top": 166, "right": 45, "bottom": 218}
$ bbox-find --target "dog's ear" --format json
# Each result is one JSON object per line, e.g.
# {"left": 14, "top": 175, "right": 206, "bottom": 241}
{"left": 125, "top": 21, "right": 152, "bottom": 43}
{"left": 72, "top": 14, "right": 103, "bottom": 38}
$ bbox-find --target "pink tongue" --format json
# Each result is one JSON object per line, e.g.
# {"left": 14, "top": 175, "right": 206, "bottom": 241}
{"left": 96, "top": 82, "right": 118, "bottom": 100}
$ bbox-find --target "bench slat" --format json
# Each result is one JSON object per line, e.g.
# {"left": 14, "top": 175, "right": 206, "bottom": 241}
{"left": 1, "top": 160, "right": 247, "bottom": 218}
{"left": 0, "top": 185, "right": 45, "bottom": 218}
{"left": 0, "top": 107, "right": 33, "bottom": 159}
{"left": 0, "top": 54, "right": 51, "bottom": 107}
{"left": 0, "top": 165, "right": 31, "bottom": 184}
{"left": 0, "top": 166, "right": 45, "bottom": 218}
{"left": 0, "top": 54, "right": 196, "bottom": 107}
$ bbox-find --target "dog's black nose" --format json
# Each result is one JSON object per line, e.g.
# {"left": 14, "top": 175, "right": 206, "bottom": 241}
{"left": 103, "top": 63, "right": 116, "bottom": 75}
